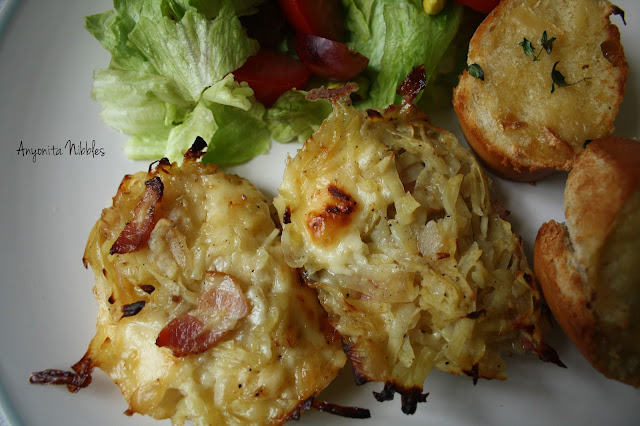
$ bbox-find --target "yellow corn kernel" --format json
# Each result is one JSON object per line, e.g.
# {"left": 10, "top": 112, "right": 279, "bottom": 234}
{"left": 423, "top": 0, "right": 446, "bottom": 15}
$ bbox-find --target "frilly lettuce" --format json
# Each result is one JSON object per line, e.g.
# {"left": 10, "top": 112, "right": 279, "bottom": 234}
{"left": 342, "top": 0, "right": 463, "bottom": 108}
{"left": 86, "top": 0, "right": 265, "bottom": 165}
{"left": 264, "top": 90, "right": 332, "bottom": 144}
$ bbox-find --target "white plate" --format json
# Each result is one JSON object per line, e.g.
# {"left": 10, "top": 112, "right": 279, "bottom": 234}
{"left": 0, "top": 1, "right": 638, "bottom": 425}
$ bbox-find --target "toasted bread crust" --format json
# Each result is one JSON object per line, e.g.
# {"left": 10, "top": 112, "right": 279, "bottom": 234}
{"left": 535, "top": 137, "right": 640, "bottom": 387}
{"left": 454, "top": 88, "right": 556, "bottom": 181}
{"left": 566, "top": 138, "right": 640, "bottom": 264}
{"left": 453, "top": 0, "right": 628, "bottom": 182}
{"left": 534, "top": 222, "right": 598, "bottom": 369}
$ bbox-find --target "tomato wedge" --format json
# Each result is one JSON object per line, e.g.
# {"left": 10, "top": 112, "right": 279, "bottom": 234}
{"left": 233, "top": 49, "right": 311, "bottom": 107}
{"left": 295, "top": 33, "right": 369, "bottom": 81}
{"left": 454, "top": 0, "right": 501, "bottom": 13}
{"left": 278, "top": 0, "right": 345, "bottom": 41}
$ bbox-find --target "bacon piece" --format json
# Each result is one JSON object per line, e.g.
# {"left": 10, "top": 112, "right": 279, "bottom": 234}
{"left": 110, "top": 176, "right": 164, "bottom": 255}
{"left": 372, "top": 381, "right": 428, "bottom": 415}
{"left": 463, "top": 363, "right": 480, "bottom": 385}
{"left": 148, "top": 157, "right": 171, "bottom": 174}
{"left": 306, "top": 82, "right": 359, "bottom": 102}
{"left": 286, "top": 395, "right": 371, "bottom": 421}
{"left": 121, "top": 301, "right": 146, "bottom": 318}
{"left": 464, "top": 309, "right": 487, "bottom": 320}
{"left": 184, "top": 136, "right": 208, "bottom": 161}
{"left": 396, "top": 65, "right": 426, "bottom": 105}
{"left": 365, "top": 109, "right": 383, "bottom": 119}
{"left": 29, "top": 354, "right": 94, "bottom": 393}
{"left": 139, "top": 284, "right": 155, "bottom": 294}
{"left": 155, "top": 313, "right": 212, "bottom": 357}
{"left": 521, "top": 335, "right": 567, "bottom": 368}
{"left": 156, "top": 272, "right": 249, "bottom": 357}
{"left": 282, "top": 206, "right": 292, "bottom": 225}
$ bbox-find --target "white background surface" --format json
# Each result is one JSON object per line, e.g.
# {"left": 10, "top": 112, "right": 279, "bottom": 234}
{"left": 0, "top": 0, "right": 638, "bottom": 425}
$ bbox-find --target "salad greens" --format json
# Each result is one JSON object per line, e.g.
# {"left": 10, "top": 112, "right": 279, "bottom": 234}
{"left": 86, "top": 0, "right": 267, "bottom": 166}
{"left": 343, "top": 0, "right": 463, "bottom": 108}
{"left": 86, "top": 0, "right": 465, "bottom": 165}
{"left": 265, "top": 90, "right": 333, "bottom": 143}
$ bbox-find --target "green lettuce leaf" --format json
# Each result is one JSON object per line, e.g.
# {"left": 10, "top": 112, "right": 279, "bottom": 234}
{"left": 128, "top": 6, "right": 259, "bottom": 102}
{"left": 173, "top": 0, "right": 265, "bottom": 20}
{"left": 265, "top": 90, "right": 332, "bottom": 143}
{"left": 164, "top": 103, "right": 217, "bottom": 162}
{"left": 124, "top": 135, "right": 169, "bottom": 160}
{"left": 85, "top": 0, "right": 164, "bottom": 72}
{"left": 202, "top": 74, "right": 255, "bottom": 111}
{"left": 418, "top": 9, "right": 482, "bottom": 112}
{"left": 91, "top": 69, "right": 189, "bottom": 143}
{"left": 343, "top": 0, "right": 463, "bottom": 108}
{"left": 201, "top": 103, "right": 270, "bottom": 166}
{"left": 86, "top": 0, "right": 267, "bottom": 164}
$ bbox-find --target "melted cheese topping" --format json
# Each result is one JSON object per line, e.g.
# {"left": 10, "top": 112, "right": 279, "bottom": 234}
{"left": 275, "top": 102, "right": 548, "bottom": 389}
{"left": 82, "top": 160, "right": 345, "bottom": 424}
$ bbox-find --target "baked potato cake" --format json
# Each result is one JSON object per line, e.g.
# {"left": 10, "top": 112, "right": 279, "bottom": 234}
{"left": 31, "top": 143, "right": 347, "bottom": 424}
{"left": 274, "top": 81, "right": 561, "bottom": 413}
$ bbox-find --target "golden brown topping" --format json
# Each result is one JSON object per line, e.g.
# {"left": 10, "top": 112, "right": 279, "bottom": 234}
{"left": 306, "top": 185, "right": 357, "bottom": 243}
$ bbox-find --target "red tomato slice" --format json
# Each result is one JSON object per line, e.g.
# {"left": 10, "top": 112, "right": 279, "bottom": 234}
{"left": 233, "top": 49, "right": 311, "bottom": 107}
{"left": 278, "top": 0, "right": 345, "bottom": 41}
{"left": 295, "top": 33, "right": 369, "bottom": 81}
{"left": 455, "top": 0, "right": 501, "bottom": 13}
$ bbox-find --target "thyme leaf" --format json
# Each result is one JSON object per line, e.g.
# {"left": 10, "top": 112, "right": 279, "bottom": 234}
{"left": 551, "top": 61, "right": 590, "bottom": 93}
{"left": 519, "top": 38, "right": 536, "bottom": 58}
{"left": 541, "top": 31, "right": 557, "bottom": 54}
{"left": 468, "top": 63, "right": 484, "bottom": 81}
{"left": 520, "top": 31, "right": 556, "bottom": 61}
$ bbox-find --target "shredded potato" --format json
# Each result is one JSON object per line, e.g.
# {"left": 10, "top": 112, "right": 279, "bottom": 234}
{"left": 79, "top": 159, "right": 345, "bottom": 424}
{"left": 275, "top": 100, "right": 556, "bottom": 409}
